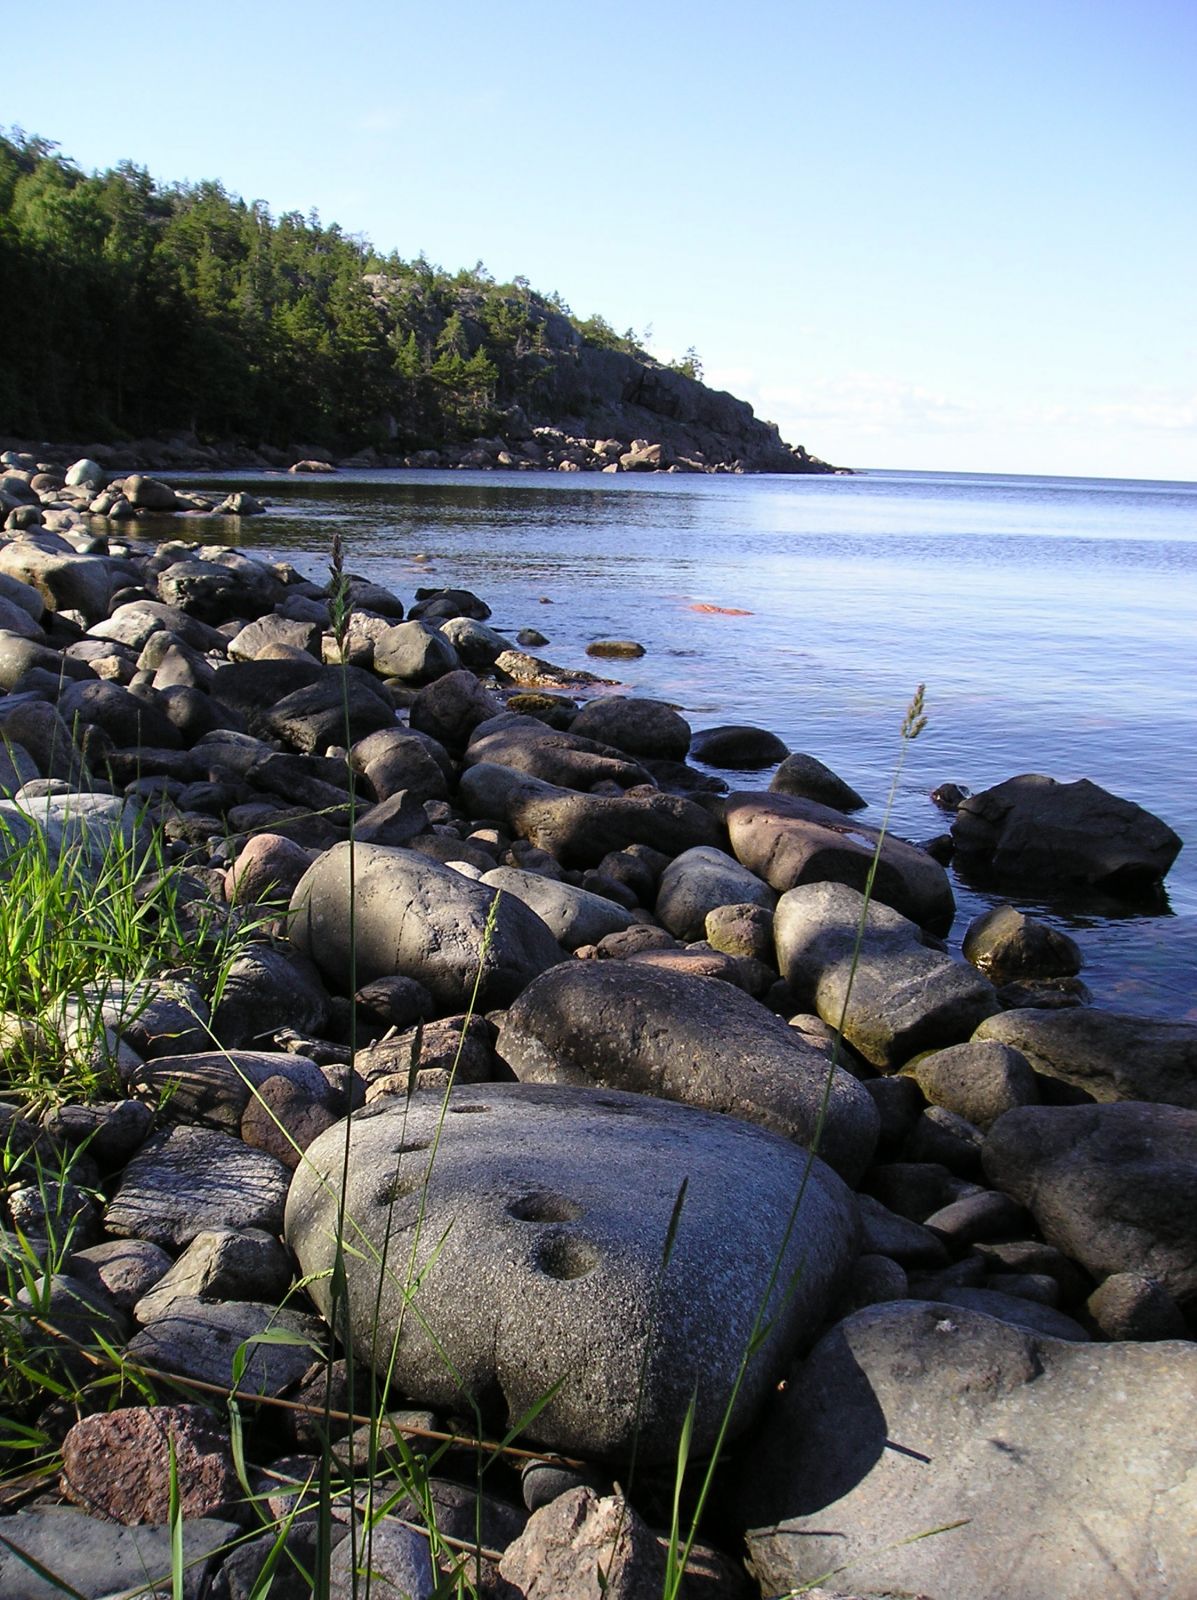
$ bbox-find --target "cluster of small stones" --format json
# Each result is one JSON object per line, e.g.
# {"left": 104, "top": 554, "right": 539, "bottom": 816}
{"left": 0, "top": 450, "right": 268, "bottom": 531}
{"left": 0, "top": 481, "right": 1192, "bottom": 1600}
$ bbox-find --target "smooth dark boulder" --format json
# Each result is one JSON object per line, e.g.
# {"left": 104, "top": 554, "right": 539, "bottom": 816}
{"left": 740, "top": 1301, "right": 1197, "bottom": 1600}
{"left": 689, "top": 724, "right": 788, "bottom": 768}
{"left": 655, "top": 844, "right": 776, "bottom": 942}
{"left": 769, "top": 751, "right": 867, "bottom": 811}
{"left": 962, "top": 903, "right": 1083, "bottom": 982}
{"left": 466, "top": 712, "right": 652, "bottom": 791}
{"left": 287, "top": 1083, "right": 859, "bottom": 1463}
{"left": 952, "top": 773, "right": 1182, "bottom": 892}
{"left": 498, "top": 959, "right": 879, "bottom": 1181}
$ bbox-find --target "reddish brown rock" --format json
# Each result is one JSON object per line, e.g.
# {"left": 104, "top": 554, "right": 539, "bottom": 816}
{"left": 60, "top": 1404, "right": 241, "bottom": 1525}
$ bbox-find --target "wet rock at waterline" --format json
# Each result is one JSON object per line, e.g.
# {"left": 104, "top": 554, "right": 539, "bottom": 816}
{"left": 740, "top": 1302, "right": 1197, "bottom": 1600}
{"left": 497, "top": 960, "right": 879, "bottom": 1182}
{"left": 769, "top": 751, "right": 867, "bottom": 811}
{"left": 775, "top": 881, "right": 1000, "bottom": 1068}
{"left": 726, "top": 790, "right": 955, "bottom": 933}
{"left": 952, "top": 772, "right": 1182, "bottom": 892}
{"left": 288, "top": 841, "right": 566, "bottom": 1008}
{"left": 286, "top": 1083, "right": 859, "bottom": 1463}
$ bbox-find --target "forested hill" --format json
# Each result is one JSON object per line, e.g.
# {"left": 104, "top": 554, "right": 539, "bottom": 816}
{"left": 0, "top": 130, "right": 835, "bottom": 474}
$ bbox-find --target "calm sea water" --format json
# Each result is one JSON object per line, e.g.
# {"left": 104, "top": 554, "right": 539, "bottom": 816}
{"left": 194, "top": 466, "right": 1197, "bottom": 1022}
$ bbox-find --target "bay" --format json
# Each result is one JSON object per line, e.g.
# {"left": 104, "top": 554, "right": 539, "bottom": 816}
{"left": 196, "top": 465, "right": 1197, "bottom": 1022}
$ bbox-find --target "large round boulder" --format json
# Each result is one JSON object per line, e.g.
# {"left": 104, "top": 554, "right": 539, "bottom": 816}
{"left": 286, "top": 1082, "right": 860, "bottom": 1463}
{"left": 480, "top": 866, "right": 638, "bottom": 950}
{"left": 654, "top": 844, "right": 776, "bottom": 941}
{"left": 973, "top": 1007, "right": 1197, "bottom": 1108}
{"left": 288, "top": 842, "right": 565, "bottom": 1009}
{"left": 740, "top": 1301, "right": 1197, "bottom": 1600}
{"left": 497, "top": 960, "right": 879, "bottom": 1181}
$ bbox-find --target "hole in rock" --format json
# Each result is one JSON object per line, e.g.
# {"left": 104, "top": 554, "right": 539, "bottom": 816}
{"left": 392, "top": 1138, "right": 431, "bottom": 1154}
{"left": 534, "top": 1230, "right": 600, "bottom": 1281}
{"left": 378, "top": 1170, "right": 425, "bottom": 1206}
{"left": 507, "top": 1192, "right": 583, "bottom": 1224}
{"left": 449, "top": 1104, "right": 490, "bottom": 1114}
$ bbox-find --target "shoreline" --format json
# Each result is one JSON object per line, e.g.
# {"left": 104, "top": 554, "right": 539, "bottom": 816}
{"left": 0, "top": 508, "right": 1193, "bottom": 1597}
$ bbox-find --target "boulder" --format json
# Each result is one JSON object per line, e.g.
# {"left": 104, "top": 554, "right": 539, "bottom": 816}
{"left": 408, "top": 667, "right": 502, "bottom": 751}
{"left": 982, "top": 1102, "right": 1197, "bottom": 1305}
{"left": 459, "top": 763, "right": 725, "bottom": 867}
{"left": 0, "top": 1509, "right": 240, "bottom": 1600}
{"left": 0, "top": 539, "right": 114, "bottom": 620}
{"left": 123, "top": 473, "right": 181, "bottom": 511}
{"left": 351, "top": 726, "right": 450, "bottom": 805}
{"left": 569, "top": 695, "right": 691, "bottom": 761}
{"left": 655, "top": 844, "right": 776, "bottom": 941}
{"left": 286, "top": 1082, "right": 859, "bottom": 1463}
{"left": 466, "top": 712, "right": 652, "bottom": 790}
{"left": 770, "top": 751, "right": 867, "bottom": 811}
{"left": 104, "top": 1125, "right": 292, "bottom": 1249}
{"left": 689, "top": 724, "right": 789, "bottom": 768}
{"left": 961, "top": 903, "right": 1083, "bottom": 982}
{"left": 372, "top": 619, "right": 460, "bottom": 684}
{"left": 156, "top": 556, "right": 283, "bottom": 622}
{"left": 497, "top": 960, "right": 879, "bottom": 1181}
{"left": 288, "top": 841, "right": 565, "bottom": 1009}
{"left": 438, "top": 614, "right": 510, "bottom": 668}
{"left": 727, "top": 791, "right": 954, "bottom": 933}
{"left": 905, "top": 1039, "right": 1041, "bottom": 1129}
{"left": 409, "top": 585, "right": 492, "bottom": 622}
{"left": 740, "top": 1301, "right": 1197, "bottom": 1600}
{"left": 480, "top": 865, "right": 639, "bottom": 950}
{"left": 60, "top": 1404, "right": 239, "bottom": 1525}
{"left": 973, "top": 1007, "right": 1197, "bottom": 1108}
{"left": 775, "top": 881, "right": 999, "bottom": 1069}
{"left": 952, "top": 773, "right": 1182, "bottom": 892}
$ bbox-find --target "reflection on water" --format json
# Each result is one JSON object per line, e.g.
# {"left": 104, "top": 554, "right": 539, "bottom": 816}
{"left": 170, "top": 466, "right": 1197, "bottom": 1021}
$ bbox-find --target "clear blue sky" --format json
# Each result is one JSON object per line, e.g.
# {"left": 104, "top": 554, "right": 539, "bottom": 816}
{"left": 7, "top": 0, "right": 1195, "bottom": 479}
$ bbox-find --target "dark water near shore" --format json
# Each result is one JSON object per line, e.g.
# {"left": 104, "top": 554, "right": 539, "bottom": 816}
{"left": 184, "top": 466, "right": 1197, "bottom": 1022}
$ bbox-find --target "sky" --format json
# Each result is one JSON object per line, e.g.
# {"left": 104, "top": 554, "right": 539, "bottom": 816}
{"left": 6, "top": 0, "right": 1195, "bottom": 480}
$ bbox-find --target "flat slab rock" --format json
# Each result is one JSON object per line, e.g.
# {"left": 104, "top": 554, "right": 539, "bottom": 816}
{"left": 740, "top": 1301, "right": 1197, "bottom": 1600}
{"left": 286, "top": 1082, "right": 859, "bottom": 1464}
{"left": 0, "top": 1508, "right": 240, "bottom": 1599}
{"left": 974, "top": 1007, "right": 1197, "bottom": 1109}
{"left": 125, "top": 1295, "right": 323, "bottom": 1395}
{"left": 104, "top": 1125, "right": 292, "bottom": 1248}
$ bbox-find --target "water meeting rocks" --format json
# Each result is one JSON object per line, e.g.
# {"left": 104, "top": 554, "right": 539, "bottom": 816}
{"left": 740, "top": 1301, "right": 1197, "bottom": 1600}
{"left": 288, "top": 840, "right": 565, "bottom": 1008}
{"left": 285, "top": 1082, "right": 859, "bottom": 1463}
{"left": 726, "top": 790, "right": 955, "bottom": 933}
{"left": 497, "top": 959, "right": 879, "bottom": 1181}
{"left": 775, "top": 881, "right": 1000, "bottom": 1068}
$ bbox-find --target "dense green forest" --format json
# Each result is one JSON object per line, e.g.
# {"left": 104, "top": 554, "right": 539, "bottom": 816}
{"left": 0, "top": 129, "right": 700, "bottom": 450}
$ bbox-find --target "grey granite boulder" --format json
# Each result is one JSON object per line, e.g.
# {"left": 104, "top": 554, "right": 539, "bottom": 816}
{"left": 289, "top": 841, "right": 565, "bottom": 1008}
{"left": 408, "top": 666, "right": 502, "bottom": 751}
{"left": 497, "top": 960, "right": 878, "bottom": 1181}
{"left": 126, "top": 1296, "right": 322, "bottom": 1395}
{"left": 351, "top": 726, "right": 450, "bottom": 805}
{"left": 961, "top": 903, "right": 1082, "bottom": 982}
{"left": 480, "top": 865, "right": 638, "bottom": 949}
{"left": 459, "top": 762, "right": 724, "bottom": 866}
{"left": 655, "top": 844, "right": 776, "bottom": 941}
{"left": 775, "top": 881, "right": 999, "bottom": 1068}
{"left": 740, "top": 1301, "right": 1197, "bottom": 1600}
{"left": 286, "top": 1083, "right": 859, "bottom": 1463}
{"left": 726, "top": 790, "right": 954, "bottom": 933}
{"left": 952, "top": 773, "right": 1182, "bottom": 891}
{"left": 973, "top": 1007, "right": 1197, "bottom": 1108}
{"left": 372, "top": 619, "right": 460, "bottom": 683}
{"left": 982, "top": 1101, "right": 1197, "bottom": 1305}
{"left": 905, "top": 1039, "right": 1040, "bottom": 1129}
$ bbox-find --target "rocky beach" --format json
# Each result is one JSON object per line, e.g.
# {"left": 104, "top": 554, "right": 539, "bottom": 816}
{"left": 0, "top": 454, "right": 1194, "bottom": 1600}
